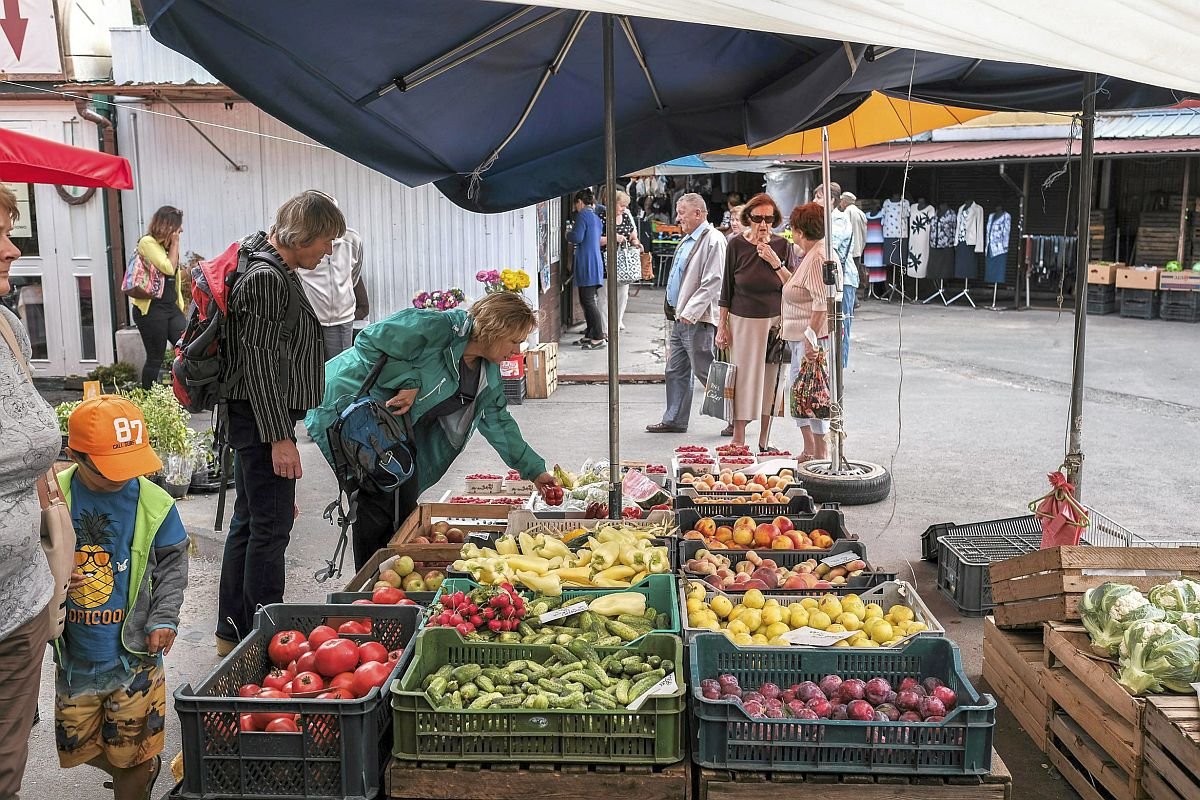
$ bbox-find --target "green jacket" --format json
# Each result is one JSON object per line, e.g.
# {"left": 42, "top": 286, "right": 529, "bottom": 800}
{"left": 305, "top": 308, "right": 545, "bottom": 493}
{"left": 55, "top": 465, "right": 189, "bottom": 659}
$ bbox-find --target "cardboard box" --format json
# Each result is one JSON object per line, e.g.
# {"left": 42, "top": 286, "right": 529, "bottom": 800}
{"left": 1086, "top": 262, "right": 1119, "bottom": 285}
{"left": 1159, "top": 270, "right": 1200, "bottom": 291}
{"left": 1115, "top": 266, "right": 1160, "bottom": 290}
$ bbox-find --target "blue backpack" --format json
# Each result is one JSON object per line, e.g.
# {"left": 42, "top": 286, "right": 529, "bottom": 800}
{"left": 317, "top": 354, "right": 415, "bottom": 581}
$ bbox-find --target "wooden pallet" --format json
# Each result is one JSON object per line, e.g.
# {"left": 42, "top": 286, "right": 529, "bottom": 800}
{"left": 697, "top": 750, "right": 1010, "bottom": 800}
{"left": 1042, "top": 622, "right": 1144, "bottom": 800}
{"left": 387, "top": 760, "right": 692, "bottom": 800}
{"left": 988, "top": 546, "right": 1200, "bottom": 629}
{"left": 1141, "top": 695, "right": 1200, "bottom": 800}
{"left": 980, "top": 616, "right": 1050, "bottom": 750}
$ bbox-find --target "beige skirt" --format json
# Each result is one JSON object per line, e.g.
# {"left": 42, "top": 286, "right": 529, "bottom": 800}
{"left": 728, "top": 313, "right": 782, "bottom": 422}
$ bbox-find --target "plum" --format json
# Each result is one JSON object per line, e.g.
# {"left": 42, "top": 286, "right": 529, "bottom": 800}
{"left": 786, "top": 699, "right": 807, "bottom": 717}
{"left": 872, "top": 711, "right": 890, "bottom": 722}
{"left": 875, "top": 702, "right": 901, "bottom": 721}
{"left": 920, "top": 696, "right": 947, "bottom": 719}
{"left": 899, "top": 711, "right": 923, "bottom": 723}
{"left": 925, "top": 715, "right": 945, "bottom": 723}
{"left": 884, "top": 690, "right": 898, "bottom": 704}
{"left": 743, "top": 699, "right": 764, "bottom": 717}
{"left": 796, "top": 681, "right": 825, "bottom": 702}
{"left": 744, "top": 691, "right": 765, "bottom": 706}
{"left": 718, "top": 674, "right": 741, "bottom": 693}
{"left": 818, "top": 674, "right": 843, "bottom": 699}
{"left": 765, "top": 697, "right": 783, "bottom": 712}
{"left": 847, "top": 699, "right": 875, "bottom": 721}
{"left": 896, "top": 690, "right": 922, "bottom": 711}
{"left": 831, "top": 703, "right": 849, "bottom": 720}
{"left": 897, "top": 676, "right": 920, "bottom": 692}
{"left": 702, "top": 685, "right": 721, "bottom": 700}
{"left": 933, "top": 685, "right": 958, "bottom": 710}
{"left": 794, "top": 708, "right": 820, "bottom": 720}
{"left": 779, "top": 689, "right": 797, "bottom": 704}
{"left": 838, "top": 678, "right": 866, "bottom": 702}
{"left": 864, "top": 677, "right": 892, "bottom": 705}
{"left": 765, "top": 706, "right": 785, "bottom": 719}
{"left": 759, "top": 682, "right": 782, "bottom": 701}
{"left": 806, "top": 697, "right": 832, "bottom": 718}
{"left": 922, "top": 677, "right": 945, "bottom": 694}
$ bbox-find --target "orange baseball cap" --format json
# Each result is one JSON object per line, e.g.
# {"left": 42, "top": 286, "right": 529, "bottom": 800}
{"left": 67, "top": 395, "right": 163, "bottom": 481}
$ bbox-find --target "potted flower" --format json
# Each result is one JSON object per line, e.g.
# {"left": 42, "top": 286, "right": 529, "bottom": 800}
{"left": 412, "top": 287, "right": 466, "bottom": 310}
{"left": 125, "top": 384, "right": 195, "bottom": 498}
{"left": 476, "top": 268, "right": 531, "bottom": 294}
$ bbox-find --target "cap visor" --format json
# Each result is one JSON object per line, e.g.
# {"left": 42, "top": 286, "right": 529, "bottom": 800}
{"left": 89, "top": 446, "right": 164, "bottom": 482}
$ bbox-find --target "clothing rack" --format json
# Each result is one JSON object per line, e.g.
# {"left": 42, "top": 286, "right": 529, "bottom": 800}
{"left": 1020, "top": 234, "right": 1078, "bottom": 308}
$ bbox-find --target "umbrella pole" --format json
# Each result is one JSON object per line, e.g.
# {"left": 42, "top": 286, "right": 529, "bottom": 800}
{"left": 603, "top": 13, "right": 622, "bottom": 518}
{"left": 1065, "top": 73, "right": 1097, "bottom": 494}
{"left": 822, "top": 127, "right": 847, "bottom": 470}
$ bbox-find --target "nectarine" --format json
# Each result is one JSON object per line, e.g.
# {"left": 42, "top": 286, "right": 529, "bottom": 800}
{"left": 753, "top": 523, "right": 778, "bottom": 548}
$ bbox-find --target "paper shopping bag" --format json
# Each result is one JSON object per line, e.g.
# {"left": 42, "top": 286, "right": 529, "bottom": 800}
{"left": 701, "top": 356, "right": 736, "bottom": 421}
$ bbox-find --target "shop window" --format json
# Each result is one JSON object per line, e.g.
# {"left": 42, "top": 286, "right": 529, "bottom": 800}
{"left": 77, "top": 276, "right": 96, "bottom": 361}
{"left": 2, "top": 182, "right": 39, "bottom": 257}
{"left": 0, "top": 275, "right": 48, "bottom": 359}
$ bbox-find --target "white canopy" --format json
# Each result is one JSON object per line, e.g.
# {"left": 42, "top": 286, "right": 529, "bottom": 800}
{"left": 493, "top": 0, "right": 1200, "bottom": 95}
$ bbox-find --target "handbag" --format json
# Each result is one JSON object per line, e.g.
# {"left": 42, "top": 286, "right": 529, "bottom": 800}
{"left": 640, "top": 251, "right": 654, "bottom": 281}
{"left": 0, "top": 312, "right": 76, "bottom": 640}
{"left": 701, "top": 349, "right": 737, "bottom": 421}
{"left": 616, "top": 244, "right": 642, "bottom": 284}
{"left": 765, "top": 326, "right": 787, "bottom": 364}
{"left": 121, "top": 251, "right": 166, "bottom": 300}
{"left": 790, "top": 345, "right": 831, "bottom": 420}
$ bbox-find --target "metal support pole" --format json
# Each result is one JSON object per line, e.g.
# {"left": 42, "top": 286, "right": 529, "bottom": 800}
{"left": 821, "top": 128, "right": 846, "bottom": 471}
{"left": 1065, "top": 73, "right": 1097, "bottom": 492}
{"left": 1178, "top": 157, "right": 1192, "bottom": 265}
{"left": 603, "top": 14, "right": 622, "bottom": 517}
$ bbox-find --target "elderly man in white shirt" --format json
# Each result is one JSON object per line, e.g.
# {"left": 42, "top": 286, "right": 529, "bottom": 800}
{"left": 298, "top": 226, "right": 368, "bottom": 359}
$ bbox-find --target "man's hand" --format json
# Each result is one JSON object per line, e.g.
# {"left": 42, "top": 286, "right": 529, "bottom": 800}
{"left": 147, "top": 628, "right": 177, "bottom": 656}
{"left": 386, "top": 387, "right": 419, "bottom": 416}
{"left": 678, "top": 315, "right": 694, "bottom": 325}
{"left": 271, "top": 439, "right": 302, "bottom": 480}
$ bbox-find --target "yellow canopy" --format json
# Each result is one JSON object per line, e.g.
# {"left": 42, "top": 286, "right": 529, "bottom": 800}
{"left": 712, "top": 92, "right": 993, "bottom": 157}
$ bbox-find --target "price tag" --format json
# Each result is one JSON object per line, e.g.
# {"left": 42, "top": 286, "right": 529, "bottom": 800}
{"left": 780, "top": 626, "right": 856, "bottom": 646}
{"left": 539, "top": 601, "right": 588, "bottom": 624}
{"left": 627, "top": 672, "right": 678, "bottom": 711}
{"left": 821, "top": 550, "right": 857, "bottom": 567}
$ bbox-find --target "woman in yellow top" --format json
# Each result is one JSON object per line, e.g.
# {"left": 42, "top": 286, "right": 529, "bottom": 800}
{"left": 131, "top": 206, "right": 186, "bottom": 389}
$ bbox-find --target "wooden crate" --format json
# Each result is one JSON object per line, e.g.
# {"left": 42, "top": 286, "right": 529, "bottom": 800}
{"left": 697, "top": 750, "right": 1010, "bottom": 800}
{"left": 387, "top": 760, "right": 692, "bottom": 800}
{"left": 343, "top": 545, "right": 453, "bottom": 591}
{"left": 1042, "top": 622, "right": 1144, "bottom": 800}
{"left": 1141, "top": 696, "right": 1200, "bottom": 800}
{"left": 988, "top": 546, "right": 1200, "bottom": 629}
{"left": 980, "top": 617, "right": 1050, "bottom": 750}
{"left": 386, "top": 502, "right": 514, "bottom": 562}
{"left": 526, "top": 343, "right": 559, "bottom": 399}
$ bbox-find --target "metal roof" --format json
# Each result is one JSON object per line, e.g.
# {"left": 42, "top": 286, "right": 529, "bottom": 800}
{"left": 1096, "top": 108, "right": 1200, "bottom": 138}
{"left": 783, "top": 137, "right": 1200, "bottom": 165}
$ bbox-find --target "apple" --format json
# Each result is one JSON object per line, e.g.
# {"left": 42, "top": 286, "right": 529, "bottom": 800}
{"left": 423, "top": 570, "right": 445, "bottom": 592}
{"left": 695, "top": 518, "right": 717, "bottom": 537}
{"left": 402, "top": 574, "right": 428, "bottom": 592}
{"left": 445, "top": 527, "right": 465, "bottom": 543}
{"left": 379, "top": 569, "right": 403, "bottom": 588}
{"left": 732, "top": 527, "right": 754, "bottom": 547}
{"left": 394, "top": 556, "right": 415, "bottom": 577}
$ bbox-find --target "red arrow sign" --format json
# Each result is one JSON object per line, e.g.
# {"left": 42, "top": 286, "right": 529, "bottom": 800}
{"left": 1, "top": 0, "right": 28, "bottom": 61}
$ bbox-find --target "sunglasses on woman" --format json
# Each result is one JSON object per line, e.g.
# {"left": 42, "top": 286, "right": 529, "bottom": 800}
{"left": 748, "top": 214, "right": 774, "bottom": 224}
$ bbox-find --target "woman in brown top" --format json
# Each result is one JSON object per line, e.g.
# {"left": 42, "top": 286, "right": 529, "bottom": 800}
{"left": 782, "top": 203, "right": 831, "bottom": 461}
{"left": 716, "top": 193, "right": 793, "bottom": 449}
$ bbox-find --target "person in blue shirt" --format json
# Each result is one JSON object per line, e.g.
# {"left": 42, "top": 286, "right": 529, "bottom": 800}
{"left": 566, "top": 189, "right": 606, "bottom": 349}
{"left": 54, "top": 395, "right": 188, "bottom": 800}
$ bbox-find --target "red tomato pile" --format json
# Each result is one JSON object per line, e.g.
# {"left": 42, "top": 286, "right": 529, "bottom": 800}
{"left": 235, "top": 623, "right": 405, "bottom": 732}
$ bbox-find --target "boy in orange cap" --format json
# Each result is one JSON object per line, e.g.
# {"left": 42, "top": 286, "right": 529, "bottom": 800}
{"left": 54, "top": 395, "right": 188, "bottom": 800}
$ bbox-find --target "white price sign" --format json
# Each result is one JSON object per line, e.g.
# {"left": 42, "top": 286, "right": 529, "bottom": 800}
{"left": 820, "top": 550, "right": 857, "bottom": 567}
{"left": 627, "top": 672, "right": 678, "bottom": 711}
{"left": 539, "top": 601, "right": 588, "bottom": 624}
{"left": 781, "top": 626, "right": 856, "bottom": 646}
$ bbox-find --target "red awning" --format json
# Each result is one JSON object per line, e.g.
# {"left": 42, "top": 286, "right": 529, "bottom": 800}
{"left": 783, "top": 136, "right": 1200, "bottom": 165}
{"left": 0, "top": 127, "right": 133, "bottom": 189}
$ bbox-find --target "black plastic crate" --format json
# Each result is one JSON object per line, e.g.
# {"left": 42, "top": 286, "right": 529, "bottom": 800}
{"left": 325, "top": 590, "right": 438, "bottom": 606}
{"left": 1161, "top": 290, "right": 1200, "bottom": 322}
{"left": 1119, "top": 289, "right": 1159, "bottom": 319}
{"left": 1086, "top": 300, "right": 1116, "bottom": 315}
{"left": 502, "top": 376, "right": 526, "bottom": 404}
{"left": 920, "top": 522, "right": 957, "bottom": 561}
{"left": 936, "top": 532, "right": 1042, "bottom": 615}
{"left": 1162, "top": 304, "right": 1200, "bottom": 322}
{"left": 1086, "top": 283, "right": 1116, "bottom": 303}
{"left": 174, "top": 603, "right": 421, "bottom": 800}
{"left": 676, "top": 504, "right": 847, "bottom": 551}
{"left": 674, "top": 488, "right": 817, "bottom": 527}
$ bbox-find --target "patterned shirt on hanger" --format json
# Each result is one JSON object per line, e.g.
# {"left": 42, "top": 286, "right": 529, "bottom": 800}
{"left": 931, "top": 209, "right": 957, "bottom": 249}
{"left": 987, "top": 211, "right": 1012, "bottom": 258}
{"left": 880, "top": 199, "right": 910, "bottom": 238}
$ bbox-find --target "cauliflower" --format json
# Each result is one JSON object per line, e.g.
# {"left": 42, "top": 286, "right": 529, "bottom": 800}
{"left": 1148, "top": 579, "right": 1200, "bottom": 613}
{"left": 1082, "top": 583, "right": 1166, "bottom": 655}
{"left": 1110, "top": 591, "right": 1151, "bottom": 622}
{"left": 1117, "top": 619, "right": 1200, "bottom": 695}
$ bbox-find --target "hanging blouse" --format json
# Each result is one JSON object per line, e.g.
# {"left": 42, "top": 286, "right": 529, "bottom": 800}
{"left": 906, "top": 203, "right": 937, "bottom": 278}
{"left": 880, "top": 198, "right": 910, "bottom": 239}
{"left": 931, "top": 209, "right": 957, "bottom": 249}
{"left": 987, "top": 211, "right": 1012, "bottom": 257}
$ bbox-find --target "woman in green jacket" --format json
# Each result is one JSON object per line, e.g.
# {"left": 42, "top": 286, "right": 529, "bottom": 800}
{"left": 306, "top": 292, "right": 559, "bottom": 568}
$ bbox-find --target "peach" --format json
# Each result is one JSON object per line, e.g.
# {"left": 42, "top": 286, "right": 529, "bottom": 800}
{"left": 731, "top": 472, "right": 748, "bottom": 487}
{"left": 715, "top": 526, "right": 734, "bottom": 543}
{"left": 683, "top": 530, "right": 704, "bottom": 540}
{"left": 770, "top": 536, "right": 794, "bottom": 550}
{"left": 786, "top": 531, "right": 808, "bottom": 549}
{"left": 773, "top": 516, "right": 795, "bottom": 534}
{"left": 754, "top": 523, "right": 778, "bottom": 548}
{"left": 734, "top": 516, "right": 756, "bottom": 532}
{"left": 696, "top": 518, "right": 717, "bottom": 537}
{"left": 732, "top": 526, "right": 755, "bottom": 547}
{"left": 680, "top": 472, "right": 695, "bottom": 483}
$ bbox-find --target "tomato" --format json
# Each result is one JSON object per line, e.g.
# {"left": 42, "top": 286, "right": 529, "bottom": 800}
{"left": 238, "top": 683, "right": 262, "bottom": 698}
{"left": 372, "top": 587, "right": 404, "bottom": 605}
{"left": 351, "top": 660, "right": 393, "bottom": 698}
{"left": 265, "top": 717, "right": 300, "bottom": 733}
{"left": 307, "top": 625, "right": 338, "bottom": 649}
{"left": 395, "top": 599, "right": 418, "bottom": 606}
{"left": 293, "top": 671, "right": 325, "bottom": 693}
{"left": 317, "top": 688, "right": 353, "bottom": 700}
{"left": 268, "top": 630, "right": 307, "bottom": 669}
{"left": 358, "top": 642, "right": 388, "bottom": 665}
{"left": 250, "top": 689, "right": 290, "bottom": 729}
{"left": 330, "top": 672, "right": 357, "bottom": 691}
{"left": 314, "top": 638, "right": 360, "bottom": 678}
{"left": 352, "top": 599, "right": 374, "bottom": 606}
{"left": 295, "top": 651, "right": 319, "bottom": 675}
{"left": 387, "top": 648, "right": 405, "bottom": 664}
{"left": 239, "top": 713, "right": 258, "bottom": 732}
{"left": 338, "top": 620, "right": 370, "bottom": 636}
{"left": 282, "top": 681, "right": 294, "bottom": 695}
{"left": 262, "top": 667, "right": 294, "bottom": 691}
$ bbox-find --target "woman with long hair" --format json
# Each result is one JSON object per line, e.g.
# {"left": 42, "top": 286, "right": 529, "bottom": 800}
{"left": 131, "top": 206, "right": 187, "bottom": 388}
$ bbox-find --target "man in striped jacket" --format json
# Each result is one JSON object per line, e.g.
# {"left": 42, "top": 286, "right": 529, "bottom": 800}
{"left": 215, "top": 190, "right": 345, "bottom": 655}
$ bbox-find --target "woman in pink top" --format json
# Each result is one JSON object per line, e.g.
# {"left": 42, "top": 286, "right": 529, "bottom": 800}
{"left": 782, "top": 203, "right": 831, "bottom": 461}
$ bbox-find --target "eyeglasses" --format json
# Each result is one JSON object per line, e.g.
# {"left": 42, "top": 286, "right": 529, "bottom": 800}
{"left": 748, "top": 214, "right": 774, "bottom": 224}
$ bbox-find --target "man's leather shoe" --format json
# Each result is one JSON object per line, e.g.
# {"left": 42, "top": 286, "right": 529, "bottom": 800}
{"left": 646, "top": 422, "right": 687, "bottom": 433}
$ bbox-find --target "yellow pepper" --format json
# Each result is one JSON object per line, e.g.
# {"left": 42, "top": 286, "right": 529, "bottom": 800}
{"left": 506, "top": 554, "right": 552, "bottom": 575}
{"left": 588, "top": 592, "right": 647, "bottom": 617}
{"left": 516, "top": 570, "right": 562, "bottom": 596}
{"left": 535, "top": 537, "right": 570, "bottom": 560}
{"left": 594, "top": 564, "right": 635, "bottom": 582}
{"left": 518, "top": 532, "right": 540, "bottom": 556}
{"left": 495, "top": 537, "right": 518, "bottom": 556}
{"left": 553, "top": 566, "right": 594, "bottom": 586}
{"left": 592, "top": 577, "right": 632, "bottom": 588}
{"left": 574, "top": 549, "right": 592, "bottom": 567}
{"left": 590, "top": 541, "right": 621, "bottom": 572}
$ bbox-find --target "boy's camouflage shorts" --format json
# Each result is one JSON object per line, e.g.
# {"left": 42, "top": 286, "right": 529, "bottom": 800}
{"left": 54, "top": 658, "right": 166, "bottom": 769}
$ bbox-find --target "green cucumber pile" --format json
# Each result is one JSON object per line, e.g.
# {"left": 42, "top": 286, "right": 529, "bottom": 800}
{"left": 512, "top": 602, "right": 667, "bottom": 646}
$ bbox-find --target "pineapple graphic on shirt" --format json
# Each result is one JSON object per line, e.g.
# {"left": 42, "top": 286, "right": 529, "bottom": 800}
{"left": 71, "top": 509, "right": 116, "bottom": 608}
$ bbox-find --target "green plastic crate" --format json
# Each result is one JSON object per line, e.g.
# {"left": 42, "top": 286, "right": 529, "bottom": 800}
{"left": 392, "top": 628, "right": 686, "bottom": 763}
{"left": 434, "top": 573, "right": 681, "bottom": 639}
{"left": 688, "top": 633, "right": 995, "bottom": 775}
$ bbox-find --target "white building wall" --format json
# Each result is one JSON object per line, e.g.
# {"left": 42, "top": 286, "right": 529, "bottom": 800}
{"left": 116, "top": 101, "right": 539, "bottom": 326}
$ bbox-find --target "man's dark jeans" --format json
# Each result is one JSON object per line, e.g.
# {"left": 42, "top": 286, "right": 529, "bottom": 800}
{"left": 216, "top": 403, "right": 297, "bottom": 643}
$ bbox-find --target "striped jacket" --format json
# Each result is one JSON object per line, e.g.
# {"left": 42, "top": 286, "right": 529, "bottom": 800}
{"left": 223, "top": 241, "right": 325, "bottom": 442}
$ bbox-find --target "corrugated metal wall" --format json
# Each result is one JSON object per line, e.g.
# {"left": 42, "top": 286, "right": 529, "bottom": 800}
{"left": 116, "top": 102, "right": 539, "bottom": 323}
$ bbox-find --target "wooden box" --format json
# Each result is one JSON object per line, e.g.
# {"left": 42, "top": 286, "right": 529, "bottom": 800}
{"left": 386, "top": 502, "right": 513, "bottom": 562}
{"left": 988, "top": 546, "right": 1200, "bottom": 629}
{"left": 1115, "top": 267, "right": 1161, "bottom": 290}
{"left": 980, "top": 617, "right": 1050, "bottom": 750}
{"left": 1141, "top": 695, "right": 1200, "bottom": 800}
{"left": 1087, "top": 262, "right": 1120, "bottom": 285}
{"left": 388, "top": 760, "right": 692, "bottom": 800}
{"left": 526, "top": 342, "right": 559, "bottom": 399}
{"left": 697, "top": 751, "right": 1011, "bottom": 800}
{"left": 343, "top": 545, "right": 453, "bottom": 592}
{"left": 1042, "top": 621, "right": 1145, "bottom": 800}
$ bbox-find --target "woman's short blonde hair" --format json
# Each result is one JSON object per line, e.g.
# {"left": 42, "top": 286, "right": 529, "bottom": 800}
{"left": 272, "top": 189, "right": 346, "bottom": 248}
{"left": 0, "top": 184, "right": 19, "bottom": 223}
{"left": 615, "top": 189, "right": 630, "bottom": 206}
{"left": 469, "top": 292, "right": 537, "bottom": 344}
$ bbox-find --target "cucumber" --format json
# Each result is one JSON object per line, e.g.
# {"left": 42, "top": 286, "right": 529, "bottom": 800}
{"left": 550, "top": 691, "right": 585, "bottom": 709}
{"left": 615, "top": 679, "right": 632, "bottom": 705}
{"left": 567, "top": 638, "right": 600, "bottom": 664}
{"left": 452, "top": 664, "right": 482, "bottom": 684}
{"left": 563, "top": 670, "right": 602, "bottom": 690}
{"left": 468, "top": 691, "right": 503, "bottom": 709}
{"left": 548, "top": 644, "right": 579, "bottom": 664}
{"left": 475, "top": 675, "right": 496, "bottom": 693}
{"left": 605, "top": 619, "right": 644, "bottom": 642}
